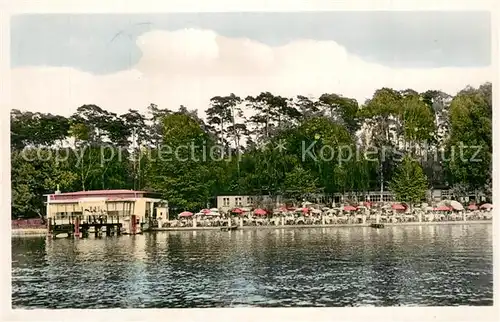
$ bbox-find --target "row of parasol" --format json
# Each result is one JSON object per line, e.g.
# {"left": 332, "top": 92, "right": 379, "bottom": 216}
{"left": 430, "top": 200, "right": 493, "bottom": 212}
{"left": 179, "top": 208, "right": 267, "bottom": 217}
{"left": 177, "top": 201, "right": 493, "bottom": 218}
{"left": 178, "top": 208, "right": 220, "bottom": 217}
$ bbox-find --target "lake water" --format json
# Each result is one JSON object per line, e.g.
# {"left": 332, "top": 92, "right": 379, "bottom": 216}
{"left": 12, "top": 224, "right": 493, "bottom": 308}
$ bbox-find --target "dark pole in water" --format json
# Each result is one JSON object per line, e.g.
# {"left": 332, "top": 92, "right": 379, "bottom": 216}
{"left": 74, "top": 217, "right": 80, "bottom": 238}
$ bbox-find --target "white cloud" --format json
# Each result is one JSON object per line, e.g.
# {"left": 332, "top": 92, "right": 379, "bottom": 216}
{"left": 11, "top": 28, "right": 492, "bottom": 117}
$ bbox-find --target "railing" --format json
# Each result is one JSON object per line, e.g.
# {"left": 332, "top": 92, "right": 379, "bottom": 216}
{"left": 155, "top": 211, "right": 492, "bottom": 228}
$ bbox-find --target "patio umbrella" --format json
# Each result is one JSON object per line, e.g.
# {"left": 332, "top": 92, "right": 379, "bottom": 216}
{"left": 321, "top": 207, "right": 331, "bottom": 211}
{"left": 232, "top": 208, "right": 243, "bottom": 214}
{"left": 201, "top": 208, "right": 211, "bottom": 214}
{"left": 210, "top": 208, "right": 219, "bottom": 212}
{"left": 254, "top": 208, "right": 267, "bottom": 215}
{"left": 363, "top": 201, "right": 372, "bottom": 208}
{"left": 391, "top": 203, "right": 406, "bottom": 210}
{"left": 437, "top": 200, "right": 452, "bottom": 207}
{"left": 480, "top": 203, "right": 493, "bottom": 210}
{"left": 302, "top": 201, "right": 313, "bottom": 206}
{"left": 179, "top": 211, "right": 193, "bottom": 217}
{"left": 344, "top": 205, "right": 357, "bottom": 211}
{"left": 311, "top": 209, "right": 322, "bottom": 214}
{"left": 468, "top": 204, "right": 478, "bottom": 210}
{"left": 449, "top": 200, "right": 464, "bottom": 211}
{"left": 433, "top": 206, "right": 451, "bottom": 211}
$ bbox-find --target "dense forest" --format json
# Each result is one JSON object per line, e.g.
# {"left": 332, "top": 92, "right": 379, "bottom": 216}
{"left": 11, "top": 83, "right": 492, "bottom": 218}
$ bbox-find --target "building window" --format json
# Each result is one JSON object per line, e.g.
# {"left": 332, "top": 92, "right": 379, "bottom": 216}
{"left": 383, "top": 194, "right": 392, "bottom": 202}
{"left": 442, "top": 190, "right": 451, "bottom": 199}
{"left": 247, "top": 197, "right": 253, "bottom": 205}
{"left": 223, "top": 198, "right": 230, "bottom": 207}
{"left": 236, "top": 197, "right": 242, "bottom": 206}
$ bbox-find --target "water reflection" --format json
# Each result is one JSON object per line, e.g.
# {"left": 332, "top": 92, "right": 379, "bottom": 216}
{"left": 12, "top": 224, "right": 493, "bottom": 308}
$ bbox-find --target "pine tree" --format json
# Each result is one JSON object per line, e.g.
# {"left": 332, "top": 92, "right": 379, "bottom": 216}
{"left": 389, "top": 155, "right": 428, "bottom": 205}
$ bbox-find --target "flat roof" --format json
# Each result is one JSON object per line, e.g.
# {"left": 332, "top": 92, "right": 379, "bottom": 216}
{"left": 44, "top": 189, "right": 148, "bottom": 196}
{"left": 46, "top": 197, "right": 162, "bottom": 204}
{"left": 45, "top": 189, "right": 163, "bottom": 201}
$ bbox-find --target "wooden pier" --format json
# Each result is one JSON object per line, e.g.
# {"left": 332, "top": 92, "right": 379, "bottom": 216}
{"left": 49, "top": 222, "right": 123, "bottom": 238}
{"left": 220, "top": 225, "right": 238, "bottom": 231}
{"left": 45, "top": 189, "right": 166, "bottom": 238}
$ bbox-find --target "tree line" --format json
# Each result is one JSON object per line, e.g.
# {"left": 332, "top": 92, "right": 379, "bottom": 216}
{"left": 10, "top": 83, "right": 492, "bottom": 218}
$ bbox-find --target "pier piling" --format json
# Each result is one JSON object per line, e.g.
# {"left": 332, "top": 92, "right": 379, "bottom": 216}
{"left": 74, "top": 218, "right": 80, "bottom": 238}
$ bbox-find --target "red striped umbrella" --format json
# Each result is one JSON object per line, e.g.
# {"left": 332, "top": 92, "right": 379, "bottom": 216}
{"left": 391, "top": 203, "right": 406, "bottom": 210}
{"left": 433, "top": 206, "right": 451, "bottom": 211}
{"left": 179, "top": 211, "right": 193, "bottom": 217}
{"left": 344, "top": 205, "right": 357, "bottom": 211}
{"left": 254, "top": 208, "right": 267, "bottom": 215}
{"left": 468, "top": 204, "right": 478, "bottom": 210}
{"left": 232, "top": 208, "right": 243, "bottom": 214}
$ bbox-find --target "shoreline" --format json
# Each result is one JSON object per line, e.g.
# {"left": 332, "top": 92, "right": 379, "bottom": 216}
{"left": 150, "top": 220, "right": 492, "bottom": 231}
{"left": 11, "top": 228, "right": 47, "bottom": 237}
{"left": 11, "top": 220, "right": 492, "bottom": 237}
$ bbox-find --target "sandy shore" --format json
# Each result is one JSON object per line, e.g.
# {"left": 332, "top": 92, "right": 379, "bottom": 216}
{"left": 150, "top": 220, "right": 492, "bottom": 231}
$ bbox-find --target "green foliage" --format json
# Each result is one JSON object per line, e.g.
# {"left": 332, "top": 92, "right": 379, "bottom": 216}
{"left": 11, "top": 110, "right": 70, "bottom": 149}
{"left": 10, "top": 84, "right": 491, "bottom": 218}
{"left": 143, "top": 113, "right": 217, "bottom": 211}
{"left": 401, "top": 95, "right": 436, "bottom": 144}
{"left": 389, "top": 156, "right": 428, "bottom": 204}
{"left": 445, "top": 83, "right": 492, "bottom": 192}
{"left": 11, "top": 148, "right": 78, "bottom": 218}
{"left": 283, "top": 167, "right": 318, "bottom": 197}
{"left": 318, "top": 93, "right": 360, "bottom": 135}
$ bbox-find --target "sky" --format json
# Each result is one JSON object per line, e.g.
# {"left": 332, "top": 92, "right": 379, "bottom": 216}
{"left": 10, "top": 12, "right": 492, "bottom": 117}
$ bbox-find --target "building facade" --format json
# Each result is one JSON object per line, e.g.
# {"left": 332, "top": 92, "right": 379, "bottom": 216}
{"left": 215, "top": 189, "right": 487, "bottom": 209}
{"left": 45, "top": 189, "right": 166, "bottom": 234}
